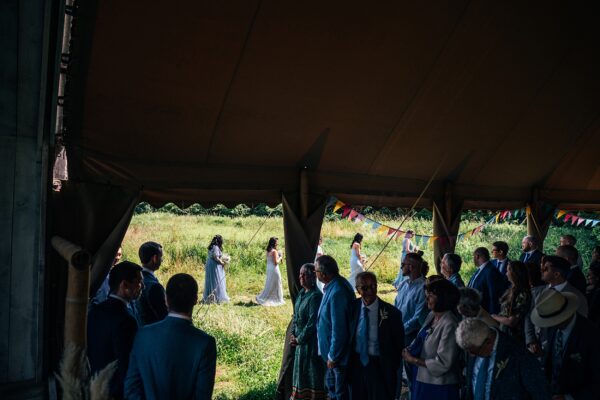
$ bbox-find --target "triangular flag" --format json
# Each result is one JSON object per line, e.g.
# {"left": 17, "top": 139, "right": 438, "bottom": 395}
{"left": 571, "top": 216, "right": 579, "bottom": 226}
{"left": 428, "top": 236, "right": 437, "bottom": 246}
{"left": 593, "top": 220, "right": 600, "bottom": 227}
{"left": 564, "top": 214, "right": 573, "bottom": 223}
{"left": 526, "top": 205, "right": 532, "bottom": 215}
{"left": 586, "top": 219, "right": 594, "bottom": 227}
{"left": 333, "top": 201, "right": 344, "bottom": 213}
{"left": 371, "top": 221, "right": 381, "bottom": 231}
{"left": 414, "top": 235, "right": 422, "bottom": 246}
{"left": 488, "top": 216, "right": 496, "bottom": 224}
{"left": 348, "top": 210, "right": 358, "bottom": 220}
{"left": 457, "top": 234, "right": 464, "bottom": 243}
{"left": 341, "top": 206, "right": 351, "bottom": 218}
{"left": 421, "top": 236, "right": 430, "bottom": 248}
{"left": 501, "top": 211, "right": 509, "bottom": 220}
{"left": 354, "top": 214, "right": 365, "bottom": 223}
{"left": 577, "top": 218, "right": 585, "bottom": 226}
{"left": 495, "top": 213, "right": 500, "bottom": 223}
{"left": 377, "top": 225, "right": 388, "bottom": 234}
{"left": 556, "top": 210, "right": 567, "bottom": 219}
{"left": 387, "top": 228, "right": 397, "bottom": 237}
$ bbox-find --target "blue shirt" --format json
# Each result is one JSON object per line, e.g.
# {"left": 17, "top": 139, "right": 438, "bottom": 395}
{"left": 448, "top": 273, "right": 465, "bottom": 288}
{"left": 394, "top": 276, "right": 427, "bottom": 336}
{"left": 472, "top": 329, "right": 499, "bottom": 400}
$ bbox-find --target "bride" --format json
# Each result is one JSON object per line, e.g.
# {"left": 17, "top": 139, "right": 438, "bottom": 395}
{"left": 348, "top": 233, "right": 366, "bottom": 289}
{"left": 256, "top": 237, "right": 285, "bottom": 306}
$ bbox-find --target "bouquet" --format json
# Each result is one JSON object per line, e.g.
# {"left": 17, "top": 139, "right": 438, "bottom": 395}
{"left": 222, "top": 254, "right": 231, "bottom": 264}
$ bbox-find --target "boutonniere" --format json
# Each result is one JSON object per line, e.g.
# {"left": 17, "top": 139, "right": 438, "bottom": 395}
{"left": 495, "top": 358, "right": 509, "bottom": 379}
{"left": 570, "top": 353, "right": 582, "bottom": 363}
{"left": 379, "top": 309, "right": 388, "bottom": 327}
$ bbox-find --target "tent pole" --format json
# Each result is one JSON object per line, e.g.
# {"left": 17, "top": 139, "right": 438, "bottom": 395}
{"left": 526, "top": 187, "right": 555, "bottom": 251}
{"left": 432, "top": 182, "right": 463, "bottom": 273}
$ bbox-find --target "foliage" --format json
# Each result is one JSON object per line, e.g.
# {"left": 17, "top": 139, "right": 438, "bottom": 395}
{"left": 122, "top": 212, "right": 598, "bottom": 399}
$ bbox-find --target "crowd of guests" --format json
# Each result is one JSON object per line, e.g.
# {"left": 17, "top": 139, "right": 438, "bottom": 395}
{"left": 86, "top": 234, "right": 600, "bottom": 400}
{"left": 290, "top": 234, "right": 600, "bottom": 400}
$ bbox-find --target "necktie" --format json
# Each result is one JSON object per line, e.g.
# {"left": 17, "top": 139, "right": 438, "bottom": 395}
{"left": 552, "top": 330, "right": 564, "bottom": 382}
{"left": 474, "top": 356, "right": 490, "bottom": 400}
{"left": 358, "top": 307, "right": 370, "bottom": 366}
{"left": 523, "top": 253, "right": 530, "bottom": 262}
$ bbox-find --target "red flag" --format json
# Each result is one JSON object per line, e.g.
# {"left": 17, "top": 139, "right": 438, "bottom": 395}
{"left": 564, "top": 214, "right": 573, "bottom": 222}
{"left": 342, "top": 206, "right": 351, "bottom": 218}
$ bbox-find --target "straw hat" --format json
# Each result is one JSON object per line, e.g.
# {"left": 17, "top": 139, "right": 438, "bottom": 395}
{"left": 531, "top": 288, "right": 578, "bottom": 328}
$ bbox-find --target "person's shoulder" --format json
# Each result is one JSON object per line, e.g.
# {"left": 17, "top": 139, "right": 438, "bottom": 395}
{"left": 379, "top": 299, "right": 400, "bottom": 315}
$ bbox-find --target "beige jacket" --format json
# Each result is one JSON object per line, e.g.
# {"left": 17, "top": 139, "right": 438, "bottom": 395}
{"left": 416, "top": 311, "right": 461, "bottom": 385}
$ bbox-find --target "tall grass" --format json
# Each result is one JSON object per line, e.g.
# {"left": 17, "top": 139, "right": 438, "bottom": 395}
{"left": 122, "top": 212, "right": 599, "bottom": 399}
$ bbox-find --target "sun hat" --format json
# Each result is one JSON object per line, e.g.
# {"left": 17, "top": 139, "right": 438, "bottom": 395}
{"left": 530, "top": 288, "right": 578, "bottom": 328}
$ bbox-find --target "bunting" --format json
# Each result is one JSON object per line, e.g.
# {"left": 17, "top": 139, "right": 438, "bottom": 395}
{"left": 329, "top": 197, "right": 600, "bottom": 248}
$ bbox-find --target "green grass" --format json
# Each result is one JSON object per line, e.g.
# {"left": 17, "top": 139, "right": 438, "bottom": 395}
{"left": 121, "top": 212, "right": 599, "bottom": 399}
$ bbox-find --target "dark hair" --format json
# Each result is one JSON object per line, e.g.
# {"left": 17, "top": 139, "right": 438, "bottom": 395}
{"left": 561, "top": 234, "right": 576, "bottom": 245}
{"left": 421, "top": 261, "right": 430, "bottom": 277}
{"left": 356, "top": 271, "right": 377, "bottom": 286}
{"left": 425, "top": 279, "right": 460, "bottom": 312}
{"left": 501, "top": 261, "right": 531, "bottom": 311}
{"left": 351, "top": 233, "right": 363, "bottom": 248}
{"left": 458, "top": 287, "right": 482, "bottom": 314}
{"left": 526, "top": 261, "right": 544, "bottom": 287}
{"left": 444, "top": 253, "right": 462, "bottom": 274}
{"left": 138, "top": 241, "right": 162, "bottom": 264}
{"left": 543, "top": 255, "right": 570, "bottom": 278}
{"left": 474, "top": 247, "right": 490, "bottom": 261}
{"left": 208, "top": 235, "right": 223, "bottom": 251}
{"left": 166, "top": 273, "right": 198, "bottom": 313}
{"left": 108, "top": 261, "right": 142, "bottom": 293}
{"left": 315, "top": 254, "right": 339, "bottom": 276}
{"left": 425, "top": 274, "right": 445, "bottom": 285}
{"left": 556, "top": 245, "right": 578, "bottom": 265}
{"left": 266, "top": 237, "right": 278, "bottom": 252}
{"left": 492, "top": 241, "right": 509, "bottom": 255}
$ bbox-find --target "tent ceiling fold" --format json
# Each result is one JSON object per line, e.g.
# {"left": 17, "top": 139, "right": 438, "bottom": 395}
{"left": 67, "top": 0, "right": 600, "bottom": 209}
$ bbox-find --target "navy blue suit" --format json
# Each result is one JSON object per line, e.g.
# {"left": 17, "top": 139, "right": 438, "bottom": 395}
{"left": 465, "top": 331, "right": 550, "bottom": 400}
{"left": 468, "top": 261, "right": 507, "bottom": 315}
{"left": 125, "top": 316, "right": 217, "bottom": 400}
{"left": 87, "top": 297, "right": 138, "bottom": 399}
{"left": 491, "top": 258, "right": 510, "bottom": 276}
{"left": 519, "top": 250, "right": 544, "bottom": 267}
{"left": 134, "top": 270, "right": 168, "bottom": 326}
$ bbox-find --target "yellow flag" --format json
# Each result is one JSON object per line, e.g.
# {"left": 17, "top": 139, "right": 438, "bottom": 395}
{"left": 377, "top": 225, "right": 388, "bottom": 235}
{"left": 428, "top": 236, "right": 437, "bottom": 246}
{"left": 333, "top": 201, "right": 344, "bottom": 213}
{"left": 556, "top": 210, "right": 566, "bottom": 219}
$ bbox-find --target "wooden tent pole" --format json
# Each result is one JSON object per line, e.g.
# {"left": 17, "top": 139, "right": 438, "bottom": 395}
{"left": 51, "top": 236, "right": 91, "bottom": 349}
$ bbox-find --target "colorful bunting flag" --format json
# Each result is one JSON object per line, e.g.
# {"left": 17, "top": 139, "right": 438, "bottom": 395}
{"left": 577, "top": 218, "right": 586, "bottom": 226}
{"left": 341, "top": 206, "right": 351, "bottom": 218}
{"left": 564, "top": 214, "right": 572, "bottom": 223}
{"left": 556, "top": 210, "right": 567, "bottom": 219}
{"left": 348, "top": 210, "right": 358, "bottom": 220}
{"left": 593, "top": 221, "right": 600, "bottom": 227}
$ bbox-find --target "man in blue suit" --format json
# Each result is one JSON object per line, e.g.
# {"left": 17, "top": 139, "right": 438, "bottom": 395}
{"left": 315, "top": 255, "right": 355, "bottom": 400}
{"left": 125, "top": 273, "right": 217, "bottom": 400}
{"left": 134, "top": 241, "right": 168, "bottom": 326}
{"left": 88, "top": 261, "right": 143, "bottom": 399}
{"left": 468, "top": 247, "right": 507, "bottom": 315}
{"left": 457, "top": 318, "right": 550, "bottom": 400}
{"left": 490, "top": 241, "right": 510, "bottom": 276}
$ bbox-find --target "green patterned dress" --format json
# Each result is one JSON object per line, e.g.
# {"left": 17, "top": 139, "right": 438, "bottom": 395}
{"left": 290, "top": 287, "right": 327, "bottom": 400}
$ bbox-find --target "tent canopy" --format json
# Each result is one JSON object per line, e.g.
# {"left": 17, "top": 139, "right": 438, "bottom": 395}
{"left": 66, "top": 0, "right": 600, "bottom": 209}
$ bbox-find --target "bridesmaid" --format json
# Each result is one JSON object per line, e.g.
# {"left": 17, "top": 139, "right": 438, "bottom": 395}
{"left": 202, "top": 235, "right": 230, "bottom": 304}
{"left": 256, "top": 237, "right": 285, "bottom": 306}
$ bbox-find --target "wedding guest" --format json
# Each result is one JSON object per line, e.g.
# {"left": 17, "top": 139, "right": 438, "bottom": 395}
{"left": 531, "top": 288, "right": 600, "bottom": 399}
{"left": 315, "top": 255, "right": 355, "bottom": 400}
{"left": 348, "top": 272, "right": 404, "bottom": 400}
{"left": 440, "top": 253, "right": 464, "bottom": 288}
{"left": 559, "top": 234, "right": 583, "bottom": 268}
{"left": 202, "top": 235, "right": 230, "bottom": 304}
{"left": 468, "top": 247, "right": 507, "bottom": 314}
{"left": 88, "top": 261, "right": 143, "bottom": 399}
{"left": 393, "top": 230, "right": 418, "bottom": 288}
{"left": 256, "top": 237, "right": 285, "bottom": 306}
{"left": 491, "top": 261, "right": 531, "bottom": 343}
{"left": 586, "top": 261, "right": 600, "bottom": 325}
{"left": 556, "top": 244, "right": 587, "bottom": 295}
{"left": 134, "top": 241, "right": 167, "bottom": 326}
{"left": 524, "top": 261, "right": 547, "bottom": 355}
{"left": 348, "top": 233, "right": 365, "bottom": 288}
{"left": 90, "top": 246, "right": 123, "bottom": 307}
{"left": 457, "top": 318, "right": 550, "bottom": 400}
{"left": 290, "top": 264, "right": 326, "bottom": 400}
{"left": 402, "top": 279, "right": 461, "bottom": 400}
{"left": 457, "top": 288, "right": 499, "bottom": 328}
{"left": 519, "top": 235, "right": 544, "bottom": 267}
{"left": 125, "top": 274, "right": 216, "bottom": 400}
{"left": 540, "top": 255, "right": 588, "bottom": 317}
{"left": 490, "top": 241, "right": 510, "bottom": 276}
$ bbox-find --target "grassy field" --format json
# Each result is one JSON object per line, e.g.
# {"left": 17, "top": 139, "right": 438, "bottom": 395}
{"left": 121, "top": 212, "right": 599, "bottom": 399}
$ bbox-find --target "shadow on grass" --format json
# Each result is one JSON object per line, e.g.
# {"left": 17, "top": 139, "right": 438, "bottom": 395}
{"left": 237, "top": 381, "right": 278, "bottom": 400}
{"left": 235, "top": 301, "right": 259, "bottom": 307}
{"left": 379, "top": 288, "right": 397, "bottom": 294}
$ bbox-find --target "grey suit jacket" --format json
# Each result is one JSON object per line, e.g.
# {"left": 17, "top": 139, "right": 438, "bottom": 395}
{"left": 415, "top": 311, "right": 461, "bottom": 385}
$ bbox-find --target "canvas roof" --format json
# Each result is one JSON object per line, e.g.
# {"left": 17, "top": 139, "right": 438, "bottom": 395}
{"left": 66, "top": 0, "right": 600, "bottom": 209}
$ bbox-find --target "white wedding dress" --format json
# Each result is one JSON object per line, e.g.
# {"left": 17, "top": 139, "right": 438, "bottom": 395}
{"left": 347, "top": 246, "right": 364, "bottom": 289}
{"left": 256, "top": 251, "right": 285, "bottom": 306}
